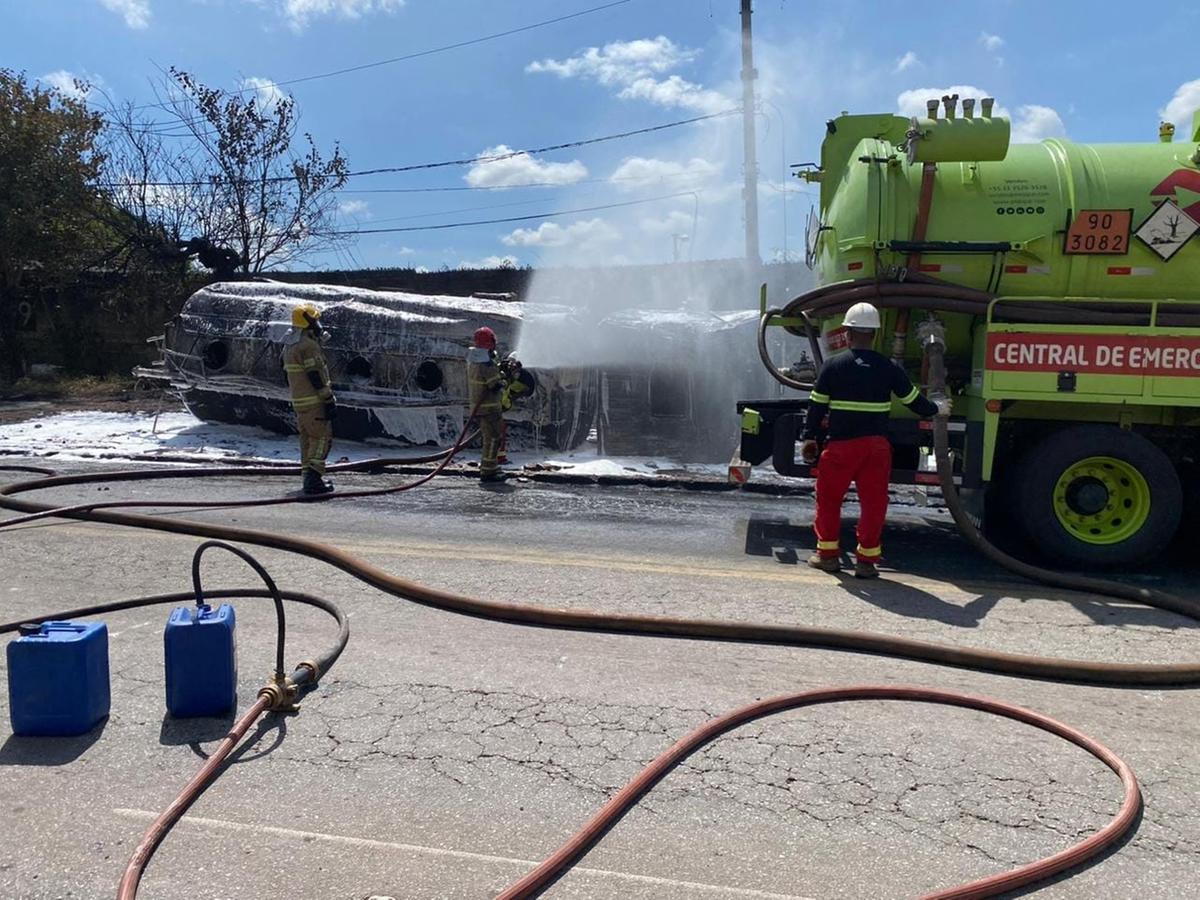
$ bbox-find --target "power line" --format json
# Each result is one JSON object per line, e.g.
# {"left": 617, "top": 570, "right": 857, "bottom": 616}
{"left": 104, "top": 0, "right": 637, "bottom": 121}
{"left": 345, "top": 195, "right": 581, "bottom": 226}
{"left": 319, "top": 191, "right": 699, "bottom": 236}
{"left": 342, "top": 167, "right": 731, "bottom": 195}
{"left": 96, "top": 110, "right": 739, "bottom": 189}
{"left": 348, "top": 111, "right": 736, "bottom": 178}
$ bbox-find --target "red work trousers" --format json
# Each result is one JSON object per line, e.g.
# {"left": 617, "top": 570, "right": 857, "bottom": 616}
{"left": 813, "top": 435, "right": 892, "bottom": 563}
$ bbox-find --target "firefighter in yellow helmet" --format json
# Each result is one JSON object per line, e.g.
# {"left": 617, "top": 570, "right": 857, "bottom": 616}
{"left": 466, "top": 326, "right": 505, "bottom": 482}
{"left": 283, "top": 303, "right": 336, "bottom": 494}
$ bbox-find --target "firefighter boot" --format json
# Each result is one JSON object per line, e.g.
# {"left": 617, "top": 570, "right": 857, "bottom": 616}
{"left": 807, "top": 552, "right": 841, "bottom": 573}
{"left": 854, "top": 560, "right": 880, "bottom": 579}
{"left": 303, "top": 468, "right": 335, "bottom": 495}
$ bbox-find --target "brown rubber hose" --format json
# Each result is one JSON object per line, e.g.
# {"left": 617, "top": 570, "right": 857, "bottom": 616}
{"left": 116, "top": 696, "right": 271, "bottom": 900}
{"left": 496, "top": 685, "right": 1141, "bottom": 900}
{"left": 1, "top": 467, "right": 1198, "bottom": 685}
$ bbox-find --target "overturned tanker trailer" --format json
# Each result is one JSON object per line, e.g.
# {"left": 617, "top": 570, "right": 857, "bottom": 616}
{"left": 136, "top": 281, "right": 599, "bottom": 450}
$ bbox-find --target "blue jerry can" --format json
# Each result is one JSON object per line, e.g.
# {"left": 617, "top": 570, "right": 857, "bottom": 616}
{"left": 164, "top": 604, "right": 237, "bottom": 717}
{"left": 7, "top": 621, "right": 111, "bottom": 736}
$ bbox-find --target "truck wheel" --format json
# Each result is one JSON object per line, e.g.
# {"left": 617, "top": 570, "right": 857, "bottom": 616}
{"left": 1014, "top": 425, "right": 1181, "bottom": 568}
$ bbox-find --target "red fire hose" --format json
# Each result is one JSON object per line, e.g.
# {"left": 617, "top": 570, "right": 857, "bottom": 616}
{"left": 496, "top": 686, "right": 1140, "bottom": 899}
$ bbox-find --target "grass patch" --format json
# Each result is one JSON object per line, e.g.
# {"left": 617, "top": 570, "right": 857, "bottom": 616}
{"left": 0, "top": 374, "right": 137, "bottom": 401}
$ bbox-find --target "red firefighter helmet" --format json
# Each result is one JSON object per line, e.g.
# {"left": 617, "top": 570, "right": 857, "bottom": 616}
{"left": 473, "top": 326, "right": 497, "bottom": 350}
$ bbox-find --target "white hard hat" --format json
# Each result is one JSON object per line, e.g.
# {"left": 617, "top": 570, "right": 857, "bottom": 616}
{"left": 842, "top": 302, "right": 881, "bottom": 329}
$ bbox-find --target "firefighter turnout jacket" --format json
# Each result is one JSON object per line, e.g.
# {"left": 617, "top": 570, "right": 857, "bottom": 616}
{"left": 802, "top": 349, "right": 937, "bottom": 441}
{"left": 467, "top": 347, "right": 504, "bottom": 413}
{"left": 284, "top": 333, "right": 334, "bottom": 411}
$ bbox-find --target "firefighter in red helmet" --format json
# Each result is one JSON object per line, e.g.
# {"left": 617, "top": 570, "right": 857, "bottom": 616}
{"left": 466, "top": 326, "right": 505, "bottom": 481}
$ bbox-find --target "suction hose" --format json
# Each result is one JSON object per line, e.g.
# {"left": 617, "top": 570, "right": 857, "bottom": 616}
{"left": 2, "top": 465, "right": 1199, "bottom": 685}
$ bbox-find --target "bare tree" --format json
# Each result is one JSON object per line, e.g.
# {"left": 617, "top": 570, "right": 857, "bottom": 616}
{"left": 98, "top": 69, "right": 349, "bottom": 276}
{"left": 96, "top": 98, "right": 198, "bottom": 267}
{"left": 162, "top": 69, "right": 349, "bottom": 273}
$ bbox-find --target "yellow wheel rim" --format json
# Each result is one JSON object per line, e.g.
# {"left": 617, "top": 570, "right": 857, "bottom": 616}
{"left": 1052, "top": 456, "right": 1151, "bottom": 546}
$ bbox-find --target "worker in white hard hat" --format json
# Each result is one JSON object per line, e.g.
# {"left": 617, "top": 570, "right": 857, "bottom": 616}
{"left": 800, "top": 301, "right": 950, "bottom": 578}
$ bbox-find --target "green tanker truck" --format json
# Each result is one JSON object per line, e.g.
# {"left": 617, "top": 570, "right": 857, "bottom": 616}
{"left": 737, "top": 94, "right": 1200, "bottom": 567}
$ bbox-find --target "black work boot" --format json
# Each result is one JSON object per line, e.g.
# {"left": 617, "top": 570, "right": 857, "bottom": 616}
{"left": 303, "top": 468, "right": 334, "bottom": 495}
{"left": 853, "top": 560, "right": 880, "bottom": 579}
{"left": 806, "top": 552, "right": 841, "bottom": 573}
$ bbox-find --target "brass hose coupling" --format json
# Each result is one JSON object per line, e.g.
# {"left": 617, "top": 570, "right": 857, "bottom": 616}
{"left": 257, "top": 672, "right": 300, "bottom": 712}
{"left": 295, "top": 659, "right": 321, "bottom": 686}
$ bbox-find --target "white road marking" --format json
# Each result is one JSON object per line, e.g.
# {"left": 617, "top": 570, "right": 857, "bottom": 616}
{"left": 112, "top": 808, "right": 815, "bottom": 899}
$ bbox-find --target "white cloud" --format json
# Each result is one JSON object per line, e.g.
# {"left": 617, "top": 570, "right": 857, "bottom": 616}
{"left": 1011, "top": 105, "right": 1066, "bottom": 143}
{"left": 40, "top": 70, "right": 104, "bottom": 100}
{"left": 338, "top": 199, "right": 370, "bottom": 216}
{"left": 1161, "top": 79, "right": 1200, "bottom": 133}
{"left": 617, "top": 75, "right": 728, "bottom": 114}
{"left": 99, "top": 0, "right": 150, "bottom": 29}
{"left": 527, "top": 35, "right": 730, "bottom": 114}
{"left": 279, "top": 0, "right": 405, "bottom": 31}
{"left": 458, "top": 255, "right": 519, "bottom": 270}
{"left": 893, "top": 51, "right": 919, "bottom": 74}
{"left": 979, "top": 32, "right": 1004, "bottom": 66}
{"left": 527, "top": 36, "right": 694, "bottom": 85}
{"left": 464, "top": 145, "right": 587, "bottom": 189}
{"left": 609, "top": 156, "right": 719, "bottom": 190}
{"left": 242, "top": 76, "right": 286, "bottom": 108}
{"left": 897, "top": 87, "right": 1065, "bottom": 143}
{"left": 397, "top": 246, "right": 416, "bottom": 256}
{"left": 502, "top": 218, "right": 620, "bottom": 248}
{"left": 639, "top": 209, "right": 695, "bottom": 237}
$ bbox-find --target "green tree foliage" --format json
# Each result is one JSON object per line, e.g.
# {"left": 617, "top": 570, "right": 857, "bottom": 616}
{"left": 0, "top": 70, "right": 106, "bottom": 378}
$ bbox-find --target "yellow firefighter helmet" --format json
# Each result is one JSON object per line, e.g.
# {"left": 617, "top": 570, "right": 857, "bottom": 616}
{"left": 291, "top": 304, "right": 320, "bottom": 329}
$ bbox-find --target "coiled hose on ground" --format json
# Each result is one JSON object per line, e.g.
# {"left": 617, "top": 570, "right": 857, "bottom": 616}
{"left": 0, "top": 327, "right": 1194, "bottom": 895}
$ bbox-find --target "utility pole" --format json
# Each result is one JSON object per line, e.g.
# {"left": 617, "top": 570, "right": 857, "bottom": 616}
{"left": 740, "top": 0, "right": 761, "bottom": 263}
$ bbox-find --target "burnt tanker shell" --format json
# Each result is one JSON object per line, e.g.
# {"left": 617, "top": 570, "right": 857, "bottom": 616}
{"left": 153, "top": 281, "right": 599, "bottom": 451}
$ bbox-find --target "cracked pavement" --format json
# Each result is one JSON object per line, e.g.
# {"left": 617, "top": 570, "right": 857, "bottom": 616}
{"left": 1, "top": 464, "right": 1198, "bottom": 898}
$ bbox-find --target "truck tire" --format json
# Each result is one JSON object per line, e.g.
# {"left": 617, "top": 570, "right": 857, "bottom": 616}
{"left": 1014, "top": 425, "right": 1181, "bottom": 568}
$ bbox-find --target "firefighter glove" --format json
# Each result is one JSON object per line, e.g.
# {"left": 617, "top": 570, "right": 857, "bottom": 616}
{"left": 801, "top": 439, "right": 820, "bottom": 465}
{"left": 934, "top": 397, "right": 952, "bottom": 417}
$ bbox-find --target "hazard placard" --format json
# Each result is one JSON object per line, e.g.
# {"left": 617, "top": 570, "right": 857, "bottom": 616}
{"left": 1134, "top": 198, "right": 1199, "bottom": 261}
{"left": 1063, "top": 209, "right": 1131, "bottom": 255}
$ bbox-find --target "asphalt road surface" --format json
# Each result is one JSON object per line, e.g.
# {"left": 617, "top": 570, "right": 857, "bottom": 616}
{"left": 1, "top": 461, "right": 1198, "bottom": 900}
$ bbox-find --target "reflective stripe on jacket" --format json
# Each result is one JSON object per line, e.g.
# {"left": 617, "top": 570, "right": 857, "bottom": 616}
{"left": 283, "top": 333, "right": 333, "bottom": 409}
{"left": 466, "top": 347, "right": 503, "bottom": 413}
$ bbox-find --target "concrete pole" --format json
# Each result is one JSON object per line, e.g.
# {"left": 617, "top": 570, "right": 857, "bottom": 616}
{"left": 740, "top": 0, "right": 761, "bottom": 263}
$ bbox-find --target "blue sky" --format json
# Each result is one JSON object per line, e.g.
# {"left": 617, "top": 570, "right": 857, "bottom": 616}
{"left": 5, "top": 0, "right": 1200, "bottom": 271}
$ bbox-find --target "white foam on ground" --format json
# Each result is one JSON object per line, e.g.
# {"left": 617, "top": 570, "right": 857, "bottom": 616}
{"left": 0, "top": 410, "right": 377, "bottom": 463}
{"left": 0, "top": 410, "right": 750, "bottom": 482}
